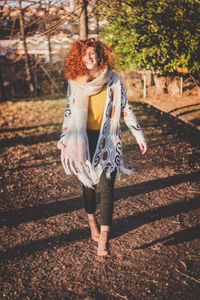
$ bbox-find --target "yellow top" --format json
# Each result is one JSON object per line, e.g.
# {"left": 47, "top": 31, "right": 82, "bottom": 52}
{"left": 87, "top": 84, "right": 107, "bottom": 130}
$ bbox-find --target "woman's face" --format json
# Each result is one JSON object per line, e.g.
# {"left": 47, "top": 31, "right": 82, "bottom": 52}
{"left": 82, "top": 47, "right": 99, "bottom": 70}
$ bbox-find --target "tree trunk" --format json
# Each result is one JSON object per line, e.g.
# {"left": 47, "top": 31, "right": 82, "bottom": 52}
{"left": 19, "top": 0, "right": 34, "bottom": 94}
{"left": 79, "top": 0, "right": 88, "bottom": 40}
{"left": 0, "top": 56, "right": 6, "bottom": 101}
{"left": 95, "top": 0, "right": 99, "bottom": 37}
{"left": 46, "top": 0, "right": 52, "bottom": 63}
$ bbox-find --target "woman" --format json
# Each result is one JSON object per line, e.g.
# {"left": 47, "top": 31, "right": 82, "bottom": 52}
{"left": 58, "top": 38, "right": 147, "bottom": 257}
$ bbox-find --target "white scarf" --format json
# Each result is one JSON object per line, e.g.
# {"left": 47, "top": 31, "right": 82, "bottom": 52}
{"left": 60, "top": 68, "right": 113, "bottom": 187}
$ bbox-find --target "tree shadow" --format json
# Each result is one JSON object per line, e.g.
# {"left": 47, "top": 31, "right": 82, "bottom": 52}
{"left": 6, "top": 159, "right": 61, "bottom": 172}
{"left": 0, "top": 170, "right": 199, "bottom": 229}
{"left": 134, "top": 224, "right": 200, "bottom": 250}
{"left": 0, "top": 123, "right": 61, "bottom": 134}
{"left": 169, "top": 103, "right": 200, "bottom": 114}
{"left": 0, "top": 227, "right": 89, "bottom": 263}
{"left": 1, "top": 102, "right": 199, "bottom": 153}
{"left": 0, "top": 195, "right": 82, "bottom": 228}
{"left": 176, "top": 108, "right": 200, "bottom": 117}
{"left": 0, "top": 131, "right": 59, "bottom": 151}
{"left": 190, "top": 117, "right": 200, "bottom": 126}
{"left": 143, "top": 102, "right": 200, "bottom": 141}
{"left": 6, "top": 96, "right": 65, "bottom": 103}
{"left": 111, "top": 196, "right": 200, "bottom": 240}
{"left": 115, "top": 170, "right": 200, "bottom": 199}
{"left": 0, "top": 196, "right": 199, "bottom": 263}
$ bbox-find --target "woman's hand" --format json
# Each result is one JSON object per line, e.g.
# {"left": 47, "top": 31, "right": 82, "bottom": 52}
{"left": 57, "top": 141, "right": 66, "bottom": 150}
{"left": 138, "top": 141, "right": 147, "bottom": 155}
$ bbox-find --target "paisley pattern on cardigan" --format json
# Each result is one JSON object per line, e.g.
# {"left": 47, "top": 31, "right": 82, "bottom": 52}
{"left": 58, "top": 71, "right": 146, "bottom": 187}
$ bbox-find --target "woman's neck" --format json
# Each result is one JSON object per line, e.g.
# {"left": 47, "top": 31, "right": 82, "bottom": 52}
{"left": 75, "top": 66, "right": 99, "bottom": 84}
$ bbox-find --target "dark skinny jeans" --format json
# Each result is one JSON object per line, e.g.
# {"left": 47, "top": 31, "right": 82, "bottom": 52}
{"left": 82, "top": 129, "right": 116, "bottom": 226}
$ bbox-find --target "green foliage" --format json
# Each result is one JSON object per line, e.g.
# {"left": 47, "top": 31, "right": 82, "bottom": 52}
{"left": 98, "top": 0, "right": 200, "bottom": 74}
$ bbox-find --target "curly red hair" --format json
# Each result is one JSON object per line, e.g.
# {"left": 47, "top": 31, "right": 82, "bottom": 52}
{"left": 64, "top": 39, "right": 115, "bottom": 80}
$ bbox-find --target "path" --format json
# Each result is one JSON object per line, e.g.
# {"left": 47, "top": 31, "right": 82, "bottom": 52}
{"left": 0, "top": 99, "right": 199, "bottom": 299}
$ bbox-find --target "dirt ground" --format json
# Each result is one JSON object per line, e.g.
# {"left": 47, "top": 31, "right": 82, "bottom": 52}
{"left": 0, "top": 94, "right": 200, "bottom": 299}
{"left": 142, "top": 94, "right": 200, "bottom": 131}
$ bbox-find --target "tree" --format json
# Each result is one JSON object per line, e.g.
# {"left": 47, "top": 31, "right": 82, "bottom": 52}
{"left": 44, "top": 0, "right": 52, "bottom": 63}
{"left": 0, "top": 0, "right": 101, "bottom": 99}
{"left": 79, "top": 0, "right": 88, "bottom": 40}
{"left": 19, "top": 0, "right": 35, "bottom": 93}
{"left": 98, "top": 0, "right": 200, "bottom": 75}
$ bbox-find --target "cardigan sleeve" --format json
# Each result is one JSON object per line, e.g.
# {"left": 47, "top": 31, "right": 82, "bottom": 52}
{"left": 57, "top": 81, "right": 72, "bottom": 149}
{"left": 120, "top": 77, "right": 146, "bottom": 144}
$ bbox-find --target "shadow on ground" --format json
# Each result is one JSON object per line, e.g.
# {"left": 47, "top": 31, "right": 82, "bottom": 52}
{"left": 0, "top": 196, "right": 199, "bottom": 263}
{"left": 0, "top": 170, "right": 199, "bottom": 228}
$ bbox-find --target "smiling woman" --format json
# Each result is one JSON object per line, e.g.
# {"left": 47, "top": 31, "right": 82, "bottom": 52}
{"left": 64, "top": 39, "right": 114, "bottom": 80}
{"left": 58, "top": 38, "right": 147, "bottom": 257}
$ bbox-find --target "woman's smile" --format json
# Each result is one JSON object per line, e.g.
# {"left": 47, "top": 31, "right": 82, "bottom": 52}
{"left": 83, "top": 47, "right": 99, "bottom": 70}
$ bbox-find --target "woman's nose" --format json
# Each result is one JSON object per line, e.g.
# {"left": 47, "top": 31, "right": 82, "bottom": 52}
{"left": 88, "top": 52, "right": 93, "bottom": 59}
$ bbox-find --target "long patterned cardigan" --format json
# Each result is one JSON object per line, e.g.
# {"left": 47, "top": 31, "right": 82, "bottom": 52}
{"left": 58, "top": 71, "right": 146, "bottom": 186}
